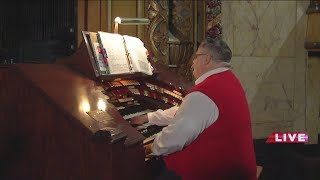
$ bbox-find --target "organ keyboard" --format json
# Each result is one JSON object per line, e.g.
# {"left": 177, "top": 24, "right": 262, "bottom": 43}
{"left": 101, "top": 77, "right": 186, "bottom": 143}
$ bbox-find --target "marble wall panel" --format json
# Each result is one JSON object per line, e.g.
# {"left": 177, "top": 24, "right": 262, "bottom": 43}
{"left": 232, "top": 1, "right": 296, "bottom": 57}
{"left": 231, "top": 57, "right": 274, "bottom": 104}
{"left": 221, "top": 1, "right": 234, "bottom": 52}
{"left": 222, "top": 1, "right": 309, "bottom": 139}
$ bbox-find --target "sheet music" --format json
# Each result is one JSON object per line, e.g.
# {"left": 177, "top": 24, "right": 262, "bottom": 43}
{"left": 123, "top": 35, "right": 153, "bottom": 75}
{"left": 97, "top": 32, "right": 131, "bottom": 74}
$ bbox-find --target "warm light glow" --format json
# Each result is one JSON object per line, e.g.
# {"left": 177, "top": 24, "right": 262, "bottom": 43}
{"left": 97, "top": 99, "right": 107, "bottom": 111}
{"left": 114, "top": 17, "right": 120, "bottom": 33}
{"left": 80, "top": 99, "right": 91, "bottom": 113}
{"left": 114, "top": 17, "right": 121, "bottom": 24}
{"left": 114, "top": 22, "right": 119, "bottom": 34}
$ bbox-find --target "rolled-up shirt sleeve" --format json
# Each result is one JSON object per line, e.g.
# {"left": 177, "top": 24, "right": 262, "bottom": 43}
{"left": 151, "top": 91, "right": 219, "bottom": 156}
{"left": 147, "top": 106, "right": 179, "bottom": 126}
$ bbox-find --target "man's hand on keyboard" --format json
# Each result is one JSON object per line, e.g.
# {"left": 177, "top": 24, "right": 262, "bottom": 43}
{"left": 144, "top": 142, "right": 153, "bottom": 155}
{"left": 130, "top": 115, "right": 148, "bottom": 126}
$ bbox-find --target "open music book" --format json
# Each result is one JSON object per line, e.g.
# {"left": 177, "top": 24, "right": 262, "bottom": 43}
{"left": 82, "top": 31, "right": 153, "bottom": 77}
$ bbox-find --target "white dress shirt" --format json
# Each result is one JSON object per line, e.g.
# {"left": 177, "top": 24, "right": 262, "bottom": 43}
{"left": 149, "top": 67, "right": 230, "bottom": 156}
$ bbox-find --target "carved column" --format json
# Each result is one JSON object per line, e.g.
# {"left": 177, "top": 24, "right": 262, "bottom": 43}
{"left": 167, "top": 0, "right": 195, "bottom": 80}
{"left": 145, "top": 0, "right": 169, "bottom": 64}
{"left": 145, "top": 0, "right": 212, "bottom": 80}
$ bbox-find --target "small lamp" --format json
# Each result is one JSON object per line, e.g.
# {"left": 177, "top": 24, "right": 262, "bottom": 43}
{"left": 305, "top": 0, "right": 320, "bottom": 52}
{"left": 114, "top": 17, "right": 150, "bottom": 34}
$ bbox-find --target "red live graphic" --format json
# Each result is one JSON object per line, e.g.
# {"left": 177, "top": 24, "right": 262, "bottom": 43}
{"left": 266, "top": 132, "right": 308, "bottom": 143}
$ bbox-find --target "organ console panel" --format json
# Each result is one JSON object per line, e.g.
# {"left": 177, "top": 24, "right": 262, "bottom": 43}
{"left": 0, "top": 41, "right": 192, "bottom": 180}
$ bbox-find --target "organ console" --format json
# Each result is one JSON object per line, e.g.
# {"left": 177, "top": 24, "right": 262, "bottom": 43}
{"left": 102, "top": 77, "right": 185, "bottom": 145}
{"left": 0, "top": 40, "right": 192, "bottom": 180}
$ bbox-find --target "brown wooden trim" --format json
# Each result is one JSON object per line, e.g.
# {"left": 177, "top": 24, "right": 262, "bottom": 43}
{"left": 307, "top": 0, "right": 320, "bottom": 14}
{"left": 100, "top": 0, "right": 102, "bottom": 30}
{"left": 84, "top": 0, "right": 88, "bottom": 30}
{"left": 101, "top": 0, "right": 108, "bottom": 31}
{"left": 308, "top": 51, "right": 320, "bottom": 57}
{"left": 305, "top": 42, "right": 320, "bottom": 50}
{"left": 77, "top": 0, "right": 85, "bottom": 46}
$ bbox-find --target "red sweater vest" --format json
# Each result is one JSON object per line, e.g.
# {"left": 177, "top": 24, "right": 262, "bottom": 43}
{"left": 163, "top": 70, "right": 257, "bottom": 180}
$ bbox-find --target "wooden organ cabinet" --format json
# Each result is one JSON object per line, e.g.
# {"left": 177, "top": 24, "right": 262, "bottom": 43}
{"left": 0, "top": 40, "right": 192, "bottom": 180}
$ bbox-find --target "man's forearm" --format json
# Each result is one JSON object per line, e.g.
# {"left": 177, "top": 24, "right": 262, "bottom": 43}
{"left": 148, "top": 106, "right": 178, "bottom": 126}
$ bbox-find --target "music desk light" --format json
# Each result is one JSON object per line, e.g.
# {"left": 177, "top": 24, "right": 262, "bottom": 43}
{"left": 114, "top": 17, "right": 150, "bottom": 34}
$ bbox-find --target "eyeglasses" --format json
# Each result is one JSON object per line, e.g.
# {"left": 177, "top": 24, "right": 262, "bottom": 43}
{"left": 191, "top": 53, "right": 210, "bottom": 61}
{"left": 190, "top": 53, "right": 209, "bottom": 71}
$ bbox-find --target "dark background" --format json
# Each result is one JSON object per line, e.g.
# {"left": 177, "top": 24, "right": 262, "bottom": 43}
{"left": 0, "top": 0, "right": 77, "bottom": 64}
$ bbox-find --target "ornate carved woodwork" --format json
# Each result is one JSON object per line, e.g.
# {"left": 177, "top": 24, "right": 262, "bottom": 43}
{"left": 168, "top": 0, "right": 194, "bottom": 81}
{"left": 169, "top": 0, "right": 193, "bottom": 41}
{"left": 145, "top": 0, "right": 169, "bottom": 64}
{"left": 168, "top": 33, "right": 193, "bottom": 81}
{"left": 146, "top": 0, "right": 195, "bottom": 81}
{"left": 145, "top": 0, "right": 220, "bottom": 80}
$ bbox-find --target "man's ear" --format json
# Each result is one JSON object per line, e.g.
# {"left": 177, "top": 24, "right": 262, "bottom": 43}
{"left": 203, "top": 56, "right": 211, "bottom": 65}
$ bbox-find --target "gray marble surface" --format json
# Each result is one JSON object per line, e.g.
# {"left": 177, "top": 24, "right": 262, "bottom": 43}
{"left": 222, "top": 1, "right": 312, "bottom": 140}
